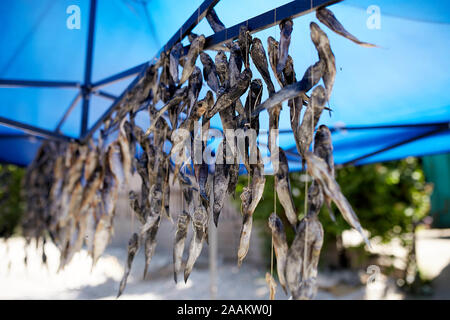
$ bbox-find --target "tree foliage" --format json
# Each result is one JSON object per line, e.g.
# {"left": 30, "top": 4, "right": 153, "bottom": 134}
{"left": 0, "top": 164, "right": 25, "bottom": 237}
{"left": 234, "top": 157, "right": 432, "bottom": 256}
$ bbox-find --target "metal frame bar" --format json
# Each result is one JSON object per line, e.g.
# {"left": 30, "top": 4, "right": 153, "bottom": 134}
{"left": 92, "top": 90, "right": 118, "bottom": 101}
{"left": 80, "top": 0, "right": 97, "bottom": 137}
{"left": 0, "top": 79, "right": 80, "bottom": 88}
{"left": 54, "top": 91, "right": 82, "bottom": 132}
{"left": 0, "top": 134, "right": 42, "bottom": 140}
{"left": 341, "top": 125, "right": 450, "bottom": 166}
{"left": 0, "top": 116, "right": 75, "bottom": 142}
{"left": 182, "top": 0, "right": 342, "bottom": 55}
{"left": 276, "top": 121, "right": 450, "bottom": 135}
{"left": 92, "top": 62, "right": 148, "bottom": 89}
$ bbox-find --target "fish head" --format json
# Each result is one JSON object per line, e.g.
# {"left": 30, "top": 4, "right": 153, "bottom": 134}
{"left": 199, "top": 52, "right": 213, "bottom": 66}
{"left": 310, "top": 22, "right": 330, "bottom": 50}
{"left": 314, "top": 125, "right": 332, "bottom": 145}
{"left": 268, "top": 213, "right": 283, "bottom": 231}
{"left": 279, "top": 18, "right": 293, "bottom": 34}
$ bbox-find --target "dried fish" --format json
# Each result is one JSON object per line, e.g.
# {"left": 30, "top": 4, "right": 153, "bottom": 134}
{"left": 237, "top": 148, "right": 265, "bottom": 266}
{"left": 237, "top": 186, "right": 252, "bottom": 266}
{"left": 179, "top": 35, "right": 205, "bottom": 85}
{"left": 184, "top": 204, "right": 208, "bottom": 282}
{"left": 304, "top": 151, "right": 371, "bottom": 248}
{"left": 169, "top": 42, "right": 183, "bottom": 84}
{"left": 206, "top": 68, "right": 252, "bottom": 120}
{"left": 316, "top": 7, "right": 377, "bottom": 48}
{"left": 206, "top": 8, "right": 226, "bottom": 33}
{"left": 285, "top": 214, "right": 324, "bottom": 300}
{"left": 297, "top": 85, "right": 326, "bottom": 163}
{"left": 238, "top": 25, "right": 252, "bottom": 68}
{"left": 213, "top": 141, "right": 230, "bottom": 227}
{"left": 268, "top": 213, "right": 288, "bottom": 294}
{"left": 267, "top": 36, "right": 284, "bottom": 87}
{"left": 117, "top": 233, "right": 139, "bottom": 298}
{"left": 250, "top": 37, "right": 275, "bottom": 95}
{"left": 215, "top": 51, "right": 230, "bottom": 89}
{"left": 310, "top": 22, "right": 336, "bottom": 102}
{"left": 248, "top": 59, "right": 324, "bottom": 120}
{"left": 118, "top": 119, "right": 132, "bottom": 184}
{"left": 173, "top": 210, "right": 191, "bottom": 283}
{"left": 313, "top": 125, "right": 336, "bottom": 221}
{"left": 275, "top": 148, "right": 298, "bottom": 228}
{"left": 200, "top": 52, "right": 220, "bottom": 94}
{"left": 277, "top": 19, "right": 293, "bottom": 74}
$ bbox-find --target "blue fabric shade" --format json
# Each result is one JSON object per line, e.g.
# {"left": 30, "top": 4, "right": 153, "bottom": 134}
{"left": 0, "top": 0, "right": 449, "bottom": 168}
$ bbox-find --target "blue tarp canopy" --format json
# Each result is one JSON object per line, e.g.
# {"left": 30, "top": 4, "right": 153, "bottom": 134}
{"left": 0, "top": 0, "right": 449, "bottom": 168}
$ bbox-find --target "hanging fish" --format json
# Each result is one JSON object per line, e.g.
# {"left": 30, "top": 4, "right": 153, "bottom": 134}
{"left": 205, "top": 68, "right": 252, "bottom": 121}
{"left": 304, "top": 151, "right": 371, "bottom": 248}
{"left": 117, "top": 233, "right": 139, "bottom": 298}
{"left": 215, "top": 51, "right": 230, "bottom": 90}
{"left": 184, "top": 204, "right": 208, "bottom": 282}
{"left": 200, "top": 52, "right": 220, "bottom": 94}
{"left": 285, "top": 212, "right": 324, "bottom": 300}
{"left": 237, "top": 148, "right": 265, "bottom": 266}
{"left": 170, "top": 42, "right": 183, "bottom": 84}
{"left": 267, "top": 36, "right": 284, "bottom": 87}
{"left": 297, "top": 85, "right": 326, "bottom": 164}
{"left": 268, "top": 213, "right": 289, "bottom": 294}
{"left": 247, "top": 59, "right": 324, "bottom": 121}
{"left": 316, "top": 7, "right": 378, "bottom": 48}
{"left": 313, "top": 125, "right": 336, "bottom": 221}
{"left": 213, "top": 140, "right": 230, "bottom": 227}
{"left": 275, "top": 148, "right": 298, "bottom": 228}
{"left": 276, "top": 19, "right": 294, "bottom": 74}
{"left": 173, "top": 210, "right": 191, "bottom": 283}
{"left": 238, "top": 25, "right": 252, "bottom": 69}
{"left": 250, "top": 37, "right": 275, "bottom": 95}
{"left": 310, "top": 22, "right": 336, "bottom": 102}
{"left": 179, "top": 35, "right": 206, "bottom": 85}
{"left": 206, "top": 8, "right": 226, "bottom": 33}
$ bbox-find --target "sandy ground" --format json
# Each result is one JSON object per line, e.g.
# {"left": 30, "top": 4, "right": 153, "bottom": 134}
{"left": 0, "top": 237, "right": 407, "bottom": 300}
{"left": 0, "top": 229, "right": 449, "bottom": 300}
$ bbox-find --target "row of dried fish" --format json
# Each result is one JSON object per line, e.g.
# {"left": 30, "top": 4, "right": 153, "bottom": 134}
{"left": 22, "top": 5, "right": 375, "bottom": 299}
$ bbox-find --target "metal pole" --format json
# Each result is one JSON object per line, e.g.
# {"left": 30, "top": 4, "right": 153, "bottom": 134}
{"left": 0, "top": 116, "right": 75, "bottom": 142}
{"left": 80, "top": 0, "right": 97, "bottom": 137}
{"left": 341, "top": 125, "right": 450, "bottom": 166}
{"left": 0, "top": 79, "right": 80, "bottom": 88}
{"left": 182, "top": 0, "right": 342, "bottom": 54}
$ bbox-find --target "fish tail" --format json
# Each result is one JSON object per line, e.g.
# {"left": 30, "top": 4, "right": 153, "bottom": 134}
{"left": 184, "top": 267, "right": 192, "bottom": 283}
{"left": 213, "top": 211, "right": 220, "bottom": 227}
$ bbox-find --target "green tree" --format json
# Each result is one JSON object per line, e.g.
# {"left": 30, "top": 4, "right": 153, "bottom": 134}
{"left": 234, "top": 157, "right": 432, "bottom": 267}
{"left": 0, "top": 164, "right": 26, "bottom": 237}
